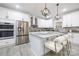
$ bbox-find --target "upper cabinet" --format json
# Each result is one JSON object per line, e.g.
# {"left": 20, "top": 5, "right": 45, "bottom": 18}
{"left": 63, "top": 14, "right": 72, "bottom": 27}
{"left": 0, "top": 7, "right": 30, "bottom": 21}
{"left": 0, "top": 7, "right": 31, "bottom": 27}
{"left": 0, "top": 7, "right": 8, "bottom": 19}
{"left": 63, "top": 11, "right": 79, "bottom": 27}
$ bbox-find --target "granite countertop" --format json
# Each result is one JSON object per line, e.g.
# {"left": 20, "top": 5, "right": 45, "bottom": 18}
{"left": 29, "top": 31, "right": 65, "bottom": 39}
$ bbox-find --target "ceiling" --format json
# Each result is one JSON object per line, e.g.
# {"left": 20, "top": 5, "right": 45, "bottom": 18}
{"left": 0, "top": 3, "right": 79, "bottom": 19}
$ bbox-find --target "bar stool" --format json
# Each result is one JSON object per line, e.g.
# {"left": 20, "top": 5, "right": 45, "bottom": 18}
{"left": 63, "top": 33, "right": 72, "bottom": 55}
{"left": 45, "top": 40, "right": 63, "bottom": 56}
{"left": 53, "top": 36, "right": 68, "bottom": 55}
{"left": 45, "top": 36, "right": 66, "bottom": 56}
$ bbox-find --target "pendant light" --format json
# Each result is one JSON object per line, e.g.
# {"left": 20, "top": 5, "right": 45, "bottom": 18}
{"left": 55, "top": 3, "right": 61, "bottom": 20}
{"left": 41, "top": 3, "right": 51, "bottom": 18}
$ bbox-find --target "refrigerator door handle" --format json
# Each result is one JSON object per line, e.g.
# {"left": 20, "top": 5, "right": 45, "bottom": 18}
{"left": 18, "top": 27, "right": 22, "bottom": 32}
{"left": 18, "top": 27, "right": 24, "bottom": 32}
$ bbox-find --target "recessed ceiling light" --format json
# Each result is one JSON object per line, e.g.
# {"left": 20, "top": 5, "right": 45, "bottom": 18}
{"left": 62, "top": 8, "right": 67, "bottom": 12}
{"left": 16, "top": 5, "right": 20, "bottom": 8}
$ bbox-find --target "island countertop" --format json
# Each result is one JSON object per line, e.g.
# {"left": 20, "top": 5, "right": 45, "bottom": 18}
{"left": 29, "top": 31, "right": 66, "bottom": 39}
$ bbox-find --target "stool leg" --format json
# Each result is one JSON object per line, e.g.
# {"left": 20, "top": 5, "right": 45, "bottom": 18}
{"left": 66, "top": 40, "right": 69, "bottom": 56}
{"left": 68, "top": 42, "right": 71, "bottom": 56}
{"left": 44, "top": 44, "right": 45, "bottom": 56}
{"left": 67, "top": 42, "right": 70, "bottom": 56}
{"left": 60, "top": 50, "right": 62, "bottom": 56}
{"left": 62, "top": 47, "right": 65, "bottom": 56}
{"left": 63, "top": 47, "right": 65, "bottom": 56}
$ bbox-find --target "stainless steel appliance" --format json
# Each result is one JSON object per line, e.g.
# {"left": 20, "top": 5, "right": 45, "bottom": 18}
{"left": 0, "top": 22, "right": 14, "bottom": 39}
{"left": 16, "top": 21, "right": 29, "bottom": 45}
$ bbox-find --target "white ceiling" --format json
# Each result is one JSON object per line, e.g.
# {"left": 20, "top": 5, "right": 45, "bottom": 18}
{"left": 0, "top": 3, "right": 79, "bottom": 19}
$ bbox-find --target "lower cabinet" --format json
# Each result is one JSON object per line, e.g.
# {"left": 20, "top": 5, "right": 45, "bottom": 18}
{"left": 0, "top": 39, "right": 15, "bottom": 48}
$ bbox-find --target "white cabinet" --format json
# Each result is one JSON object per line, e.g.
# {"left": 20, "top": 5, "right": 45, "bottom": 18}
{"left": 63, "top": 11, "right": 79, "bottom": 27}
{"left": 63, "top": 14, "right": 72, "bottom": 27}
{"left": 71, "top": 11, "right": 79, "bottom": 26}
{"left": 0, "top": 39, "right": 15, "bottom": 48}
{"left": 0, "top": 7, "right": 8, "bottom": 19}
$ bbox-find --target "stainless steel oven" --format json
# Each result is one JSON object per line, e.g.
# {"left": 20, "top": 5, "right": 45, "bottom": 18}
{"left": 0, "top": 22, "right": 14, "bottom": 39}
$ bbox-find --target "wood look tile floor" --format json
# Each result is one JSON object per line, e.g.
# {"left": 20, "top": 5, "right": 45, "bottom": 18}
{"left": 0, "top": 43, "right": 34, "bottom": 56}
{"left": 0, "top": 32, "right": 79, "bottom": 56}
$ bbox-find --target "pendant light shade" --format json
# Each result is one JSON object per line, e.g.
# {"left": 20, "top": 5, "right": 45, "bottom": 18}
{"left": 41, "top": 3, "right": 51, "bottom": 18}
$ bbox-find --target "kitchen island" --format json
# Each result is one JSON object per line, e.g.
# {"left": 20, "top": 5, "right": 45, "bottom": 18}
{"left": 29, "top": 31, "right": 66, "bottom": 56}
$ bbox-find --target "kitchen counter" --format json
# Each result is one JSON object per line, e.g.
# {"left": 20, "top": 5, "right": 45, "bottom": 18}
{"left": 29, "top": 31, "right": 65, "bottom": 39}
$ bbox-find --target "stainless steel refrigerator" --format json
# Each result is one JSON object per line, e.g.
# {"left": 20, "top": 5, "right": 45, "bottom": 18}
{"left": 16, "top": 21, "right": 29, "bottom": 45}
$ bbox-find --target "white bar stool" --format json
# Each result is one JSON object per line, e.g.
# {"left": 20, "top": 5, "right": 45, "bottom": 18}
{"left": 54, "top": 36, "right": 68, "bottom": 55}
{"left": 45, "top": 40, "right": 63, "bottom": 56}
{"left": 45, "top": 36, "right": 65, "bottom": 56}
